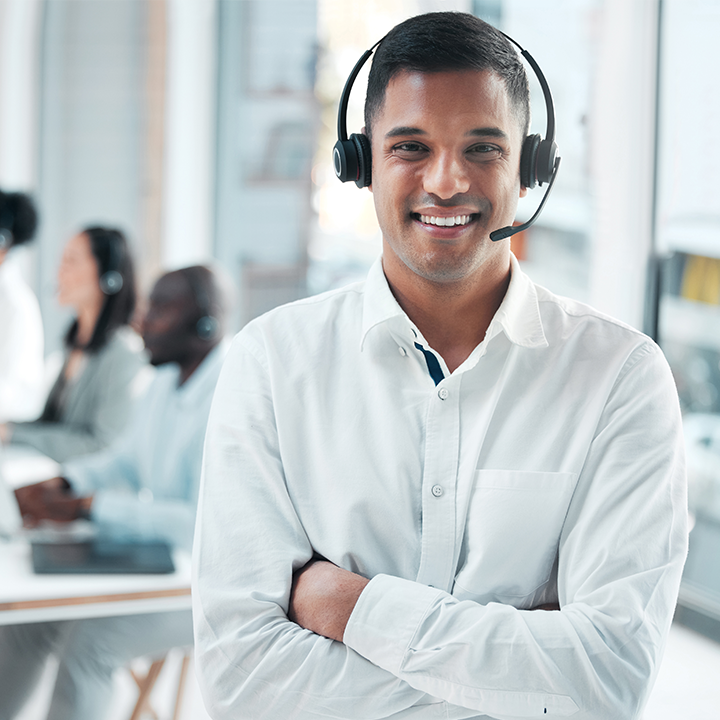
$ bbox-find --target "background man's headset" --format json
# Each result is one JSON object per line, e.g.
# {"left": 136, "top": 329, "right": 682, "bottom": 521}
{"left": 332, "top": 30, "right": 561, "bottom": 242}
{"left": 182, "top": 267, "right": 221, "bottom": 341}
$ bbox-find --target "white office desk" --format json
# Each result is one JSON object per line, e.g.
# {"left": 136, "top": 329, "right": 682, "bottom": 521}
{"left": 0, "top": 539, "right": 191, "bottom": 626}
{"left": 0, "top": 445, "right": 192, "bottom": 626}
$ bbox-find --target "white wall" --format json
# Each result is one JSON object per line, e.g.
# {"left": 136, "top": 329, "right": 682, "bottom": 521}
{"left": 0, "top": 0, "right": 42, "bottom": 190}
{"left": 588, "top": 0, "right": 660, "bottom": 330}
{"left": 161, "top": 0, "right": 217, "bottom": 269}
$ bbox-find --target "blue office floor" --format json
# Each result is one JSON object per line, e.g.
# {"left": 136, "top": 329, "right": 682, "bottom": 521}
{"left": 15, "top": 621, "right": 720, "bottom": 720}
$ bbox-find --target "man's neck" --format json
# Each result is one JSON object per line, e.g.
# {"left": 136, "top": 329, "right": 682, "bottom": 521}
{"left": 177, "top": 345, "right": 214, "bottom": 386}
{"left": 382, "top": 255, "right": 511, "bottom": 374}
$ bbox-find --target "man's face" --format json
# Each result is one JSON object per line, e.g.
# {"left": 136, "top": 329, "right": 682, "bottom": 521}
{"left": 141, "top": 272, "right": 198, "bottom": 367}
{"left": 369, "top": 69, "right": 527, "bottom": 288}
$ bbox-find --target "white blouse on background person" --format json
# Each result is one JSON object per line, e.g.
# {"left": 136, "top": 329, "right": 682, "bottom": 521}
{"left": 0, "top": 256, "right": 44, "bottom": 423}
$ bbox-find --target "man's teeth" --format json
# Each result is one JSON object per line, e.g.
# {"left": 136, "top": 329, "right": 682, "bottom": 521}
{"left": 419, "top": 215, "right": 472, "bottom": 227}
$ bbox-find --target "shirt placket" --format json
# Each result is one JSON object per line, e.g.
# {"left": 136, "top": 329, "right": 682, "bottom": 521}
{"left": 415, "top": 374, "right": 461, "bottom": 592}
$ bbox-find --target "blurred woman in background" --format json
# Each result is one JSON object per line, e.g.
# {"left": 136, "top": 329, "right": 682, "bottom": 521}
{"left": 4, "top": 226, "right": 150, "bottom": 462}
{"left": 0, "top": 188, "right": 44, "bottom": 424}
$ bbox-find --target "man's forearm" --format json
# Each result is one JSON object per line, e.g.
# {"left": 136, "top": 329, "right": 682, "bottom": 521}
{"left": 289, "top": 559, "right": 370, "bottom": 641}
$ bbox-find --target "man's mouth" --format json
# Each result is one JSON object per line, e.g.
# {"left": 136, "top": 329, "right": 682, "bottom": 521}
{"left": 413, "top": 213, "right": 477, "bottom": 227}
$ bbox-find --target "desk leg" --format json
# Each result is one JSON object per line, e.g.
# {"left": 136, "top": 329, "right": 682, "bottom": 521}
{"left": 129, "top": 657, "right": 166, "bottom": 720}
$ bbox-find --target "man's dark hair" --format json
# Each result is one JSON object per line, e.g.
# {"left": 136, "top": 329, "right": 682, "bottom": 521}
{"left": 65, "top": 225, "right": 137, "bottom": 352}
{"left": 364, "top": 12, "right": 530, "bottom": 141}
{"left": 0, "top": 189, "right": 39, "bottom": 248}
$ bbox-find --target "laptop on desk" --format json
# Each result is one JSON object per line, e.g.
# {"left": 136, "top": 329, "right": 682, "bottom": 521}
{"left": 31, "top": 539, "right": 175, "bottom": 575}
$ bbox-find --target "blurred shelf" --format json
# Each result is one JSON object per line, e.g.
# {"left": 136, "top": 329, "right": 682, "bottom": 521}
{"left": 659, "top": 295, "right": 720, "bottom": 351}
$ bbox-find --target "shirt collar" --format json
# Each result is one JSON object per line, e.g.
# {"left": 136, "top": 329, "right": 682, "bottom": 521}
{"left": 489, "top": 253, "right": 548, "bottom": 349}
{"left": 169, "top": 339, "right": 230, "bottom": 406}
{"left": 360, "top": 258, "right": 407, "bottom": 350}
{"left": 360, "top": 253, "right": 548, "bottom": 351}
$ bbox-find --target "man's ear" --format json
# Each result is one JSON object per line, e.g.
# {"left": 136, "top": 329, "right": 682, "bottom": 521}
{"left": 519, "top": 183, "right": 528, "bottom": 199}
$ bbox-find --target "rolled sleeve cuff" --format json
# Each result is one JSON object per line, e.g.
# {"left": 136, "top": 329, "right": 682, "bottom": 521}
{"left": 343, "top": 574, "right": 444, "bottom": 674}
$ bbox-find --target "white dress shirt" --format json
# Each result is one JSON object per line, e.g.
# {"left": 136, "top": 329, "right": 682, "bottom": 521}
{"left": 193, "top": 256, "right": 687, "bottom": 720}
{"left": 0, "top": 257, "right": 44, "bottom": 422}
{"left": 64, "top": 343, "right": 227, "bottom": 551}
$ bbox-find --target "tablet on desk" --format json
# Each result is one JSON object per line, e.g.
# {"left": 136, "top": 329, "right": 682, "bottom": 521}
{"left": 31, "top": 539, "right": 176, "bottom": 575}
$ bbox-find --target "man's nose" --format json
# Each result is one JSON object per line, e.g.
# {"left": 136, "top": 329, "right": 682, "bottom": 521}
{"left": 422, "top": 151, "right": 471, "bottom": 199}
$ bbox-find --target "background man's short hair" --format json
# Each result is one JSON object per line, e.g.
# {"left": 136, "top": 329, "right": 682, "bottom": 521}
{"left": 364, "top": 12, "right": 530, "bottom": 141}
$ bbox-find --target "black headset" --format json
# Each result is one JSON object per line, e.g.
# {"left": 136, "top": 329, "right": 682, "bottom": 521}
{"left": 183, "top": 267, "right": 220, "bottom": 341}
{"left": 99, "top": 232, "right": 124, "bottom": 295}
{"left": 0, "top": 203, "right": 14, "bottom": 251}
{"left": 332, "top": 29, "right": 561, "bottom": 243}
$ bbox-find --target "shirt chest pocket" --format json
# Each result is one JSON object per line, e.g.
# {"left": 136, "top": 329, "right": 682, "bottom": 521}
{"left": 454, "top": 469, "right": 577, "bottom": 605}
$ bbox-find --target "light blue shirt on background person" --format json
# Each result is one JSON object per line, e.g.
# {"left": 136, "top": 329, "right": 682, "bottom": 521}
{"left": 63, "top": 340, "right": 228, "bottom": 551}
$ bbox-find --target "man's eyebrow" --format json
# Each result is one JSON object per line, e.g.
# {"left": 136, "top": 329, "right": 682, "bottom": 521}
{"left": 384, "top": 126, "right": 509, "bottom": 140}
{"left": 468, "top": 127, "right": 508, "bottom": 139}
{"left": 385, "top": 126, "right": 425, "bottom": 139}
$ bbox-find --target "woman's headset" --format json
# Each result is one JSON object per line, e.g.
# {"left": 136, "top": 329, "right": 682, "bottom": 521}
{"left": 332, "top": 29, "right": 561, "bottom": 242}
{"left": 99, "top": 232, "right": 125, "bottom": 295}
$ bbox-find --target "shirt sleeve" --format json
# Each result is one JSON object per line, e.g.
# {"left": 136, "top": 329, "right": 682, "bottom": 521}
{"left": 64, "top": 379, "right": 201, "bottom": 552}
{"left": 192, "top": 335, "right": 462, "bottom": 720}
{"left": 63, "top": 420, "right": 141, "bottom": 496}
{"left": 343, "top": 342, "right": 688, "bottom": 720}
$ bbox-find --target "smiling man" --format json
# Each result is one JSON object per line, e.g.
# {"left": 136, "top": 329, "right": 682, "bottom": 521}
{"left": 193, "top": 13, "right": 687, "bottom": 720}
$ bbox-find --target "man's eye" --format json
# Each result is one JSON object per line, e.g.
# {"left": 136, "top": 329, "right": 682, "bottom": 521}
{"left": 392, "top": 142, "right": 427, "bottom": 155}
{"left": 468, "top": 144, "right": 502, "bottom": 160}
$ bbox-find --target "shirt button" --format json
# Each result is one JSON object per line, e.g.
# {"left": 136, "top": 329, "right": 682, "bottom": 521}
{"left": 431, "top": 484, "right": 443, "bottom": 497}
{"left": 438, "top": 388, "right": 449, "bottom": 400}
{"left": 398, "top": 346, "right": 407, "bottom": 356}
{"left": 138, "top": 488, "right": 154, "bottom": 503}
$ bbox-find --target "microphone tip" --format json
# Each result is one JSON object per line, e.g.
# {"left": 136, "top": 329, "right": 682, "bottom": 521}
{"left": 490, "top": 228, "right": 512, "bottom": 242}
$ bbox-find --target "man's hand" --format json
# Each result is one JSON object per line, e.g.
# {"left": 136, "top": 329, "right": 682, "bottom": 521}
{"left": 14, "top": 477, "right": 92, "bottom": 525}
{"left": 289, "top": 559, "right": 370, "bottom": 642}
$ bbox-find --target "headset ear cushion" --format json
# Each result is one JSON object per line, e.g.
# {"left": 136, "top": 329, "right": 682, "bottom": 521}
{"left": 536, "top": 139, "right": 558, "bottom": 186}
{"left": 520, "top": 134, "right": 541, "bottom": 190}
{"left": 99, "top": 270, "right": 124, "bottom": 295}
{"left": 196, "top": 315, "right": 219, "bottom": 341}
{"left": 351, "top": 133, "right": 372, "bottom": 188}
{"left": 333, "top": 139, "right": 360, "bottom": 183}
